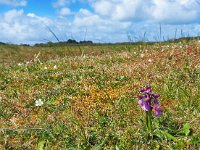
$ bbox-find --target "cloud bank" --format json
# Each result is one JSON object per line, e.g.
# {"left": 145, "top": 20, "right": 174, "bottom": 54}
{"left": 92, "top": 0, "right": 200, "bottom": 23}
{"left": 0, "top": 0, "right": 200, "bottom": 44}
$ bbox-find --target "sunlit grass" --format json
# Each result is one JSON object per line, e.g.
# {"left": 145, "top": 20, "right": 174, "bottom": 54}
{"left": 0, "top": 40, "right": 199, "bottom": 149}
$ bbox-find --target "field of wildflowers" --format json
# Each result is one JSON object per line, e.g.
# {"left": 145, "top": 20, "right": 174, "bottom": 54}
{"left": 0, "top": 40, "right": 200, "bottom": 149}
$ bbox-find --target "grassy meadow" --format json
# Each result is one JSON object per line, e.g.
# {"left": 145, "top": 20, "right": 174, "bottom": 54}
{"left": 0, "top": 40, "right": 200, "bottom": 149}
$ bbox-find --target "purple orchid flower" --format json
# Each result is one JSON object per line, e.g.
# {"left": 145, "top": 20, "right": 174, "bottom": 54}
{"left": 153, "top": 94, "right": 160, "bottom": 104}
{"left": 139, "top": 85, "right": 152, "bottom": 94}
{"left": 138, "top": 100, "right": 152, "bottom": 111}
{"left": 153, "top": 106, "right": 163, "bottom": 116}
{"left": 138, "top": 86, "right": 163, "bottom": 117}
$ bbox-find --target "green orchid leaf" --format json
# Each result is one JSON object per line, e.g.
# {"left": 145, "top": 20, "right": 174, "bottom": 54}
{"left": 182, "top": 123, "right": 191, "bottom": 136}
{"left": 161, "top": 130, "right": 177, "bottom": 141}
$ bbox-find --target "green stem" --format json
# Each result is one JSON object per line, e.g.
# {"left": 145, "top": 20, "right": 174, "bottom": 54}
{"left": 146, "top": 111, "right": 152, "bottom": 133}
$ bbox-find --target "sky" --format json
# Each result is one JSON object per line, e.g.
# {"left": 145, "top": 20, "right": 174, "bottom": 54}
{"left": 0, "top": 0, "right": 200, "bottom": 44}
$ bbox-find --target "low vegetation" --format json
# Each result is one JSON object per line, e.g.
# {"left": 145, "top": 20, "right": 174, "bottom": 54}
{"left": 0, "top": 39, "right": 199, "bottom": 149}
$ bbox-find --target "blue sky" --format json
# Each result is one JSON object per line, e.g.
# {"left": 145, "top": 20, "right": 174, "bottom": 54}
{"left": 0, "top": 0, "right": 200, "bottom": 44}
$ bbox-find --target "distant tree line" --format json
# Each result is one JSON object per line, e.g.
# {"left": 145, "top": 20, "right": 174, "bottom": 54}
{"left": 34, "top": 39, "right": 93, "bottom": 47}
{"left": 0, "top": 42, "right": 6, "bottom": 45}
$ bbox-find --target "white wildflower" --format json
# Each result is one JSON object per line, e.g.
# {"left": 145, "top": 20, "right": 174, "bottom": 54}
{"left": 148, "top": 59, "right": 152, "bottom": 62}
{"left": 35, "top": 99, "right": 44, "bottom": 106}
{"left": 18, "top": 63, "right": 23, "bottom": 66}
{"left": 44, "top": 66, "right": 48, "bottom": 70}
{"left": 54, "top": 65, "right": 57, "bottom": 69}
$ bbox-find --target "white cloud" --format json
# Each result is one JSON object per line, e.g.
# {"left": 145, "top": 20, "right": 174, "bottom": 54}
{"left": 92, "top": 1, "right": 113, "bottom": 16}
{"left": 92, "top": 0, "right": 151, "bottom": 21}
{"left": 0, "top": 8, "right": 133, "bottom": 44}
{"left": 71, "top": 9, "right": 134, "bottom": 42}
{"left": 52, "top": 1, "right": 74, "bottom": 18}
{"left": 126, "top": 23, "right": 200, "bottom": 42}
{"left": 3, "top": 9, "right": 24, "bottom": 22}
{"left": 73, "top": 9, "right": 131, "bottom": 31}
{"left": 52, "top": 0, "right": 76, "bottom": 8}
{"left": 59, "top": 7, "right": 72, "bottom": 16}
{"left": 0, "top": 9, "right": 54, "bottom": 44}
{"left": 91, "top": 0, "right": 200, "bottom": 24}
{"left": 149, "top": 0, "right": 200, "bottom": 23}
{"left": 26, "top": 13, "right": 53, "bottom": 25}
{"left": 0, "top": 0, "right": 27, "bottom": 6}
